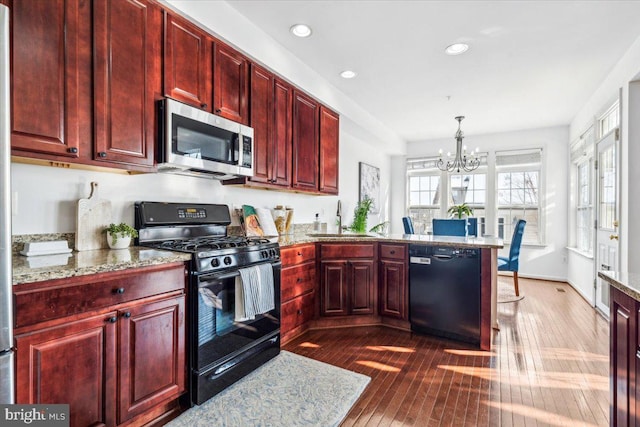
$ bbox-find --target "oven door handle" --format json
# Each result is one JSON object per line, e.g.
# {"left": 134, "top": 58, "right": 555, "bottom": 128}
{"left": 198, "top": 261, "right": 281, "bottom": 285}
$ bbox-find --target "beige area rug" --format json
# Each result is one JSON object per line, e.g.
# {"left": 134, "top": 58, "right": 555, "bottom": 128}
{"left": 497, "top": 276, "right": 525, "bottom": 303}
{"left": 166, "top": 350, "right": 371, "bottom": 427}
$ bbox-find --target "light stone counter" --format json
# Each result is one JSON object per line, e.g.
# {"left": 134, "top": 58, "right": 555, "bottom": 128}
{"left": 275, "top": 233, "right": 504, "bottom": 249}
{"left": 13, "top": 247, "right": 192, "bottom": 285}
{"left": 598, "top": 271, "right": 640, "bottom": 302}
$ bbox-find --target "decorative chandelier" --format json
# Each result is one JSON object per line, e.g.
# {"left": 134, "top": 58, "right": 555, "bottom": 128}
{"left": 437, "top": 116, "right": 480, "bottom": 173}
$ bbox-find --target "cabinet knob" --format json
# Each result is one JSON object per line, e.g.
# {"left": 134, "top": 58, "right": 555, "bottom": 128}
{"left": 107, "top": 316, "right": 117, "bottom": 323}
{"left": 637, "top": 349, "right": 640, "bottom": 359}
{"left": 98, "top": 152, "right": 107, "bottom": 158}
{"left": 68, "top": 147, "right": 78, "bottom": 154}
{"left": 114, "top": 287, "right": 125, "bottom": 294}
{"left": 297, "top": 252, "right": 302, "bottom": 257}
{"left": 297, "top": 309, "right": 303, "bottom": 315}
{"left": 296, "top": 277, "right": 302, "bottom": 283}
{"left": 215, "top": 108, "right": 221, "bottom": 113}
{"left": 122, "top": 312, "right": 131, "bottom": 318}
{"left": 201, "top": 103, "right": 208, "bottom": 109}
{"left": 390, "top": 250, "right": 396, "bottom": 254}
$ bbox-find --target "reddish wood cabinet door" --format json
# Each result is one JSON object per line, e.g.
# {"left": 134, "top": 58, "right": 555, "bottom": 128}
{"left": 93, "top": 0, "right": 161, "bottom": 167}
{"left": 163, "top": 12, "right": 211, "bottom": 110}
{"left": 15, "top": 312, "right": 117, "bottom": 427}
{"left": 319, "top": 105, "right": 340, "bottom": 195}
{"left": 611, "top": 286, "right": 636, "bottom": 427}
{"left": 379, "top": 259, "right": 407, "bottom": 319}
{"left": 272, "top": 78, "right": 293, "bottom": 186}
{"left": 10, "top": 0, "right": 88, "bottom": 158}
{"left": 349, "top": 260, "right": 375, "bottom": 315}
{"left": 320, "top": 260, "right": 348, "bottom": 316}
{"left": 117, "top": 295, "right": 185, "bottom": 424}
{"left": 213, "top": 43, "right": 249, "bottom": 124}
{"left": 249, "top": 64, "right": 274, "bottom": 184}
{"left": 292, "top": 90, "right": 319, "bottom": 191}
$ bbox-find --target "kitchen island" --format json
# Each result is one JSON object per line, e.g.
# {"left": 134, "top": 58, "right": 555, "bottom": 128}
{"left": 598, "top": 271, "right": 640, "bottom": 426}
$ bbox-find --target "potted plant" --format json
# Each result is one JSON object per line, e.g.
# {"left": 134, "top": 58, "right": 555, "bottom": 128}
{"left": 348, "top": 198, "right": 373, "bottom": 233}
{"left": 105, "top": 222, "right": 138, "bottom": 249}
{"left": 447, "top": 203, "right": 473, "bottom": 219}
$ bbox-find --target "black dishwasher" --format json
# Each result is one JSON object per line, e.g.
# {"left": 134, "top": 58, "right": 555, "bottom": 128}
{"left": 409, "top": 245, "right": 481, "bottom": 345}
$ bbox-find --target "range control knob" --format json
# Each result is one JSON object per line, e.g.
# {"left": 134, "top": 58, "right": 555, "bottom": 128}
{"left": 261, "top": 251, "right": 268, "bottom": 258}
{"left": 211, "top": 258, "right": 220, "bottom": 268}
{"left": 270, "top": 249, "right": 277, "bottom": 257}
{"left": 223, "top": 256, "right": 232, "bottom": 266}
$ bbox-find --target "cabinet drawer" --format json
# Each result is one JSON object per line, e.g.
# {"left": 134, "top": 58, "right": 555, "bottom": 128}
{"left": 281, "top": 244, "right": 316, "bottom": 266}
{"left": 320, "top": 243, "right": 374, "bottom": 259}
{"left": 281, "top": 292, "right": 314, "bottom": 334}
{"left": 14, "top": 265, "right": 186, "bottom": 328}
{"left": 380, "top": 244, "right": 406, "bottom": 260}
{"left": 282, "top": 262, "right": 316, "bottom": 302}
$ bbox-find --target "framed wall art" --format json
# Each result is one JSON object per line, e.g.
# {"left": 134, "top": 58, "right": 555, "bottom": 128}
{"left": 359, "top": 162, "right": 380, "bottom": 214}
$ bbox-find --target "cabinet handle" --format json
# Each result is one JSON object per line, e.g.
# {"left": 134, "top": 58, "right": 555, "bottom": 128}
{"left": 107, "top": 316, "right": 117, "bottom": 323}
{"left": 201, "top": 103, "right": 208, "bottom": 109}
{"left": 297, "top": 252, "right": 302, "bottom": 257}
{"left": 98, "top": 152, "right": 107, "bottom": 158}
{"left": 122, "top": 312, "right": 131, "bottom": 318}
{"left": 114, "top": 287, "right": 125, "bottom": 294}
{"left": 296, "top": 277, "right": 302, "bottom": 283}
{"left": 390, "top": 250, "right": 396, "bottom": 254}
{"left": 68, "top": 147, "right": 78, "bottom": 154}
{"left": 297, "top": 309, "right": 303, "bottom": 315}
{"left": 215, "top": 108, "right": 221, "bottom": 113}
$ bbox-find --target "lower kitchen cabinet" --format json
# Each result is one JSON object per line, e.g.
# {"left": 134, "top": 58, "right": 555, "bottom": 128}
{"left": 14, "top": 263, "right": 186, "bottom": 427}
{"left": 280, "top": 244, "right": 316, "bottom": 343}
{"left": 319, "top": 243, "right": 376, "bottom": 317}
{"left": 379, "top": 243, "right": 408, "bottom": 320}
{"left": 610, "top": 286, "right": 640, "bottom": 427}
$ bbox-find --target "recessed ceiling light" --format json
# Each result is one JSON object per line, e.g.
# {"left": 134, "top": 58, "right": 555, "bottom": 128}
{"left": 290, "top": 24, "right": 312, "bottom": 38}
{"left": 445, "top": 43, "right": 469, "bottom": 55}
{"left": 340, "top": 70, "right": 357, "bottom": 79}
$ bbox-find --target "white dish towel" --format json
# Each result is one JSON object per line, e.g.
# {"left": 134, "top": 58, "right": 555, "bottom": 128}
{"left": 235, "top": 263, "right": 275, "bottom": 322}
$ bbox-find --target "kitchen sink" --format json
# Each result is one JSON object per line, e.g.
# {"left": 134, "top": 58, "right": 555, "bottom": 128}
{"left": 307, "top": 233, "right": 376, "bottom": 238}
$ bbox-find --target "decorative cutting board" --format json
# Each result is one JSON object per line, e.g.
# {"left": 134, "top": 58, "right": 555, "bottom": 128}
{"left": 75, "top": 182, "right": 112, "bottom": 251}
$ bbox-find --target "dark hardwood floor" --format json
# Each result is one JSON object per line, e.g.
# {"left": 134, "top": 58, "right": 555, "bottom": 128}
{"left": 283, "top": 277, "right": 609, "bottom": 426}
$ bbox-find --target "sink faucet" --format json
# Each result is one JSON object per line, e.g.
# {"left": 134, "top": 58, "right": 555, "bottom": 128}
{"left": 336, "top": 200, "right": 342, "bottom": 234}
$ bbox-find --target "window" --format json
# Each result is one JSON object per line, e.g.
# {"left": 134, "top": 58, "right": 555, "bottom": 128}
{"left": 449, "top": 172, "right": 487, "bottom": 235}
{"left": 496, "top": 149, "right": 543, "bottom": 244}
{"left": 571, "top": 126, "right": 594, "bottom": 254}
{"left": 599, "top": 102, "right": 619, "bottom": 138}
{"left": 407, "top": 157, "right": 441, "bottom": 234}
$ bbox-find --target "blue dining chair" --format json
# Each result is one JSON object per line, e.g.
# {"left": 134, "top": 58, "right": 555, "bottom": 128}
{"left": 498, "top": 219, "right": 527, "bottom": 296}
{"left": 402, "top": 217, "right": 415, "bottom": 234}
{"left": 432, "top": 219, "right": 467, "bottom": 236}
{"left": 466, "top": 218, "right": 478, "bottom": 237}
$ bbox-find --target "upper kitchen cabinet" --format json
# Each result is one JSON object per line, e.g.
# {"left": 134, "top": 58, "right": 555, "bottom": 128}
{"left": 163, "top": 12, "right": 212, "bottom": 110}
{"left": 213, "top": 43, "right": 249, "bottom": 125}
{"left": 93, "top": 0, "right": 162, "bottom": 169}
{"left": 9, "top": 0, "right": 91, "bottom": 159}
{"left": 242, "top": 65, "right": 292, "bottom": 187}
{"left": 292, "top": 90, "right": 319, "bottom": 192}
{"left": 319, "top": 105, "right": 340, "bottom": 195}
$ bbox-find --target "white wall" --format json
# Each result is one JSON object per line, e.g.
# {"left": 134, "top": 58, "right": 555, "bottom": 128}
{"left": 567, "top": 34, "right": 640, "bottom": 284}
{"left": 390, "top": 126, "right": 569, "bottom": 282}
{"left": 11, "top": 130, "right": 390, "bottom": 235}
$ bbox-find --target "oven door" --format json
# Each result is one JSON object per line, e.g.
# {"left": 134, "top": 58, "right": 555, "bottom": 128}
{"left": 193, "top": 262, "right": 281, "bottom": 371}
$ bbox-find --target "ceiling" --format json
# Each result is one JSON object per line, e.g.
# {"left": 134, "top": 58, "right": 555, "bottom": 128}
{"left": 223, "top": 0, "right": 640, "bottom": 144}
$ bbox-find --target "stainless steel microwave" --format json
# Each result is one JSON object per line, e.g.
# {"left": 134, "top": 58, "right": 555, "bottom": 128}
{"left": 157, "top": 98, "right": 254, "bottom": 180}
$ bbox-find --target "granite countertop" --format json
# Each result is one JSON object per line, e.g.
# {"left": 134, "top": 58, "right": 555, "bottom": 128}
{"left": 598, "top": 271, "right": 640, "bottom": 301}
{"left": 12, "top": 232, "right": 502, "bottom": 286}
{"left": 13, "top": 247, "right": 192, "bottom": 285}
{"left": 276, "top": 233, "right": 504, "bottom": 249}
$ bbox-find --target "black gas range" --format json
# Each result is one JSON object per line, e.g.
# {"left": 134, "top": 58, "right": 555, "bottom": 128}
{"left": 135, "top": 202, "right": 281, "bottom": 406}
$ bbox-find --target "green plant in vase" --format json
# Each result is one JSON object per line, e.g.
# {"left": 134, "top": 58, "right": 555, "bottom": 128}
{"left": 447, "top": 203, "right": 473, "bottom": 219}
{"left": 349, "top": 198, "right": 373, "bottom": 233}
{"left": 104, "top": 222, "right": 138, "bottom": 245}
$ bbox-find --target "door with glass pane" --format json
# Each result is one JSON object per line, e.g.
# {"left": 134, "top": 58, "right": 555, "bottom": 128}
{"left": 595, "top": 129, "right": 620, "bottom": 314}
